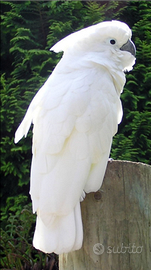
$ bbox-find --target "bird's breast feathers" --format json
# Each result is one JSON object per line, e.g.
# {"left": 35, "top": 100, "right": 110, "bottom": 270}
{"left": 32, "top": 63, "right": 122, "bottom": 160}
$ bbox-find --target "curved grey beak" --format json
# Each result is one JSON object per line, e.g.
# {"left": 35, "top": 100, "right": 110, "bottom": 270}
{"left": 120, "top": 39, "right": 136, "bottom": 57}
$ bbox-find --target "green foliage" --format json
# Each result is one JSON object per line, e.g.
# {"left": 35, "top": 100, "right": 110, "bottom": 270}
{"left": 0, "top": 72, "right": 32, "bottom": 207}
{"left": 1, "top": 195, "right": 29, "bottom": 226}
{"left": 111, "top": 1, "right": 151, "bottom": 164}
{"left": 0, "top": 203, "right": 58, "bottom": 269}
{"left": 111, "top": 111, "right": 151, "bottom": 163}
{"left": 0, "top": 0, "right": 151, "bottom": 268}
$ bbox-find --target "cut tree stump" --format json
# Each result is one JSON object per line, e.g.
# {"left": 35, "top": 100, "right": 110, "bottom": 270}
{"left": 59, "top": 160, "right": 151, "bottom": 270}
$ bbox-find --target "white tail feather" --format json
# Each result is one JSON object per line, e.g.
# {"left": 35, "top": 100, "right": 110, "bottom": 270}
{"left": 33, "top": 202, "right": 83, "bottom": 254}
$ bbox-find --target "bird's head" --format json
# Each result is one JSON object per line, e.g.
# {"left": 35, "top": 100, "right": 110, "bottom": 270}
{"left": 51, "top": 20, "right": 136, "bottom": 72}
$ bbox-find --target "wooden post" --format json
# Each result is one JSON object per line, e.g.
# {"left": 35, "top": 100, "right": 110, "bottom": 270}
{"left": 59, "top": 160, "right": 151, "bottom": 270}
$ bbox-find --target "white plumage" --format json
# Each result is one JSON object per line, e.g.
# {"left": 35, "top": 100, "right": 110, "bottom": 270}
{"left": 15, "top": 20, "right": 136, "bottom": 254}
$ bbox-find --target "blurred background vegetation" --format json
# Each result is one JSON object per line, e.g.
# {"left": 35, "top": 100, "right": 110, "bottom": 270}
{"left": 0, "top": 1, "right": 151, "bottom": 269}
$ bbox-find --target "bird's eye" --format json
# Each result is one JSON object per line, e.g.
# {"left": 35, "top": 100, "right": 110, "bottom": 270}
{"left": 110, "top": 39, "right": 116, "bottom": 45}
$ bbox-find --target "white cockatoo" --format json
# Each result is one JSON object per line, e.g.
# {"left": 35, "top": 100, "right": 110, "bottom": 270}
{"left": 15, "top": 20, "right": 136, "bottom": 254}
